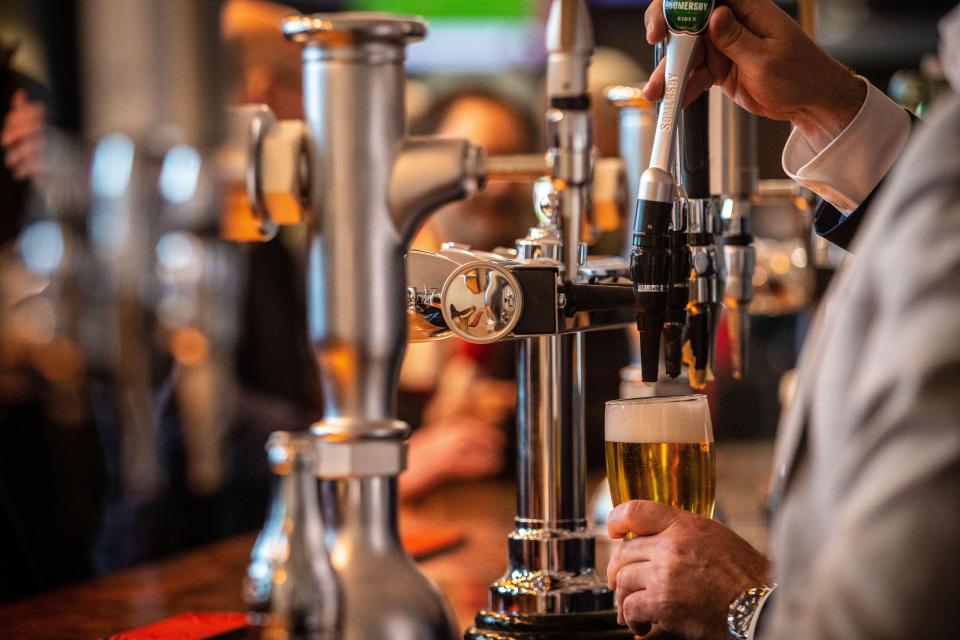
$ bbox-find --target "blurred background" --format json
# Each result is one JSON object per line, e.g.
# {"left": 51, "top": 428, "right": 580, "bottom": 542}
{"left": 0, "top": 0, "right": 954, "bottom": 606}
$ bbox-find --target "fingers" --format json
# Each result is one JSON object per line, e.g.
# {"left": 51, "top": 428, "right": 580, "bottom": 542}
{"left": 644, "top": 0, "right": 666, "bottom": 45}
{"left": 642, "top": 58, "right": 666, "bottom": 103}
{"left": 4, "top": 132, "right": 45, "bottom": 181}
{"left": 607, "top": 499, "right": 680, "bottom": 540}
{"left": 643, "top": 41, "right": 728, "bottom": 106}
{"left": 621, "top": 591, "right": 654, "bottom": 636}
{"left": 708, "top": 5, "right": 765, "bottom": 61}
{"left": 2, "top": 101, "right": 45, "bottom": 147}
{"left": 607, "top": 536, "right": 652, "bottom": 590}
{"left": 681, "top": 64, "right": 716, "bottom": 109}
{"left": 614, "top": 562, "right": 648, "bottom": 625}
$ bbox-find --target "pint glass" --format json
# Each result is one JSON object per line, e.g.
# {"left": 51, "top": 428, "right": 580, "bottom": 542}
{"left": 604, "top": 394, "right": 715, "bottom": 517}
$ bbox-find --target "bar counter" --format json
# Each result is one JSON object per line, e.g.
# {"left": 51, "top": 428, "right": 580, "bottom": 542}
{"left": 0, "top": 441, "right": 774, "bottom": 639}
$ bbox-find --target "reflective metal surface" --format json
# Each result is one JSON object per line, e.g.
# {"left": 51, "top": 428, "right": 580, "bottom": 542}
{"left": 441, "top": 262, "right": 522, "bottom": 344}
{"left": 246, "top": 432, "right": 340, "bottom": 639}
{"left": 285, "top": 12, "right": 481, "bottom": 639}
{"left": 466, "top": 3, "right": 630, "bottom": 638}
{"left": 710, "top": 88, "right": 759, "bottom": 379}
{"left": 320, "top": 476, "right": 459, "bottom": 640}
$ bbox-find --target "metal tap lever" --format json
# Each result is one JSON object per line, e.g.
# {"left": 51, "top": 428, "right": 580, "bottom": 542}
{"left": 632, "top": 0, "right": 714, "bottom": 383}
{"left": 681, "top": 92, "right": 721, "bottom": 389}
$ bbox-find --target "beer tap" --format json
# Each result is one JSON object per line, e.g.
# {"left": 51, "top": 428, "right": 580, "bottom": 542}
{"left": 681, "top": 92, "right": 722, "bottom": 389}
{"left": 664, "top": 198, "right": 690, "bottom": 380}
{"left": 604, "top": 85, "right": 656, "bottom": 395}
{"left": 632, "top": 0, "right": 715, "bottom": 383}
{"left": 459, "top": 2, "right": 636, "bottom": 638}
{"left": 710, "top": 89, "right": 758, "bottom": 379}
{"left": 282, "top": 14, "right": 486, "bottom": 640}
{"left": 545, "top": 0, "right": 595, "bottom": 277}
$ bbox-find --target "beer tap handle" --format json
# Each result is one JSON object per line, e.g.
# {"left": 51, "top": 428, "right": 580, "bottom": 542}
{"left": 712, "top": 89, "right": 759, "bottom": 379}
{"left": 545, "top": 0, "right": 594, "bottom": 277}
{"left": 680, "top": 92, "right": 711, "bottom": 200}
{"left": 681, "top": 91, "right": 720, "bottom": 389}
{"left": 631, "top": 1, "right": 714, "bottom": 383}
{"left": 664, "top": 200, "right": 689, "bottom": 380}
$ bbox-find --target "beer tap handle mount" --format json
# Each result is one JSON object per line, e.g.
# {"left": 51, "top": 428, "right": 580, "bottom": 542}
{"left": 632, "top": 1, "right": 714, "bottom": 383}
{"left": 219, "top": 105, "right": 309, "bottom": 242}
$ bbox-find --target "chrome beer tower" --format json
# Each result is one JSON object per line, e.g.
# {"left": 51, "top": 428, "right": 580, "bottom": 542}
{"left": 468, "top": 3, "right": 633, "bottom": 637}
{"left": 280, "top": 13, "right": 485, "bottom": 640}
{"left": 404, "top": 1, "right": 636, "bottom": 637}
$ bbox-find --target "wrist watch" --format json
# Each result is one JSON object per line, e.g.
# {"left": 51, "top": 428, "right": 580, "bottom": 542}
{"left": 727, "top": 584, "right": 776, "bottom": 640}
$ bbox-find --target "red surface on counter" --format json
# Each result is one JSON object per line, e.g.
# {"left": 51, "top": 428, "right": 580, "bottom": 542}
{"left": 106, "top": 612, "right": 246, "bottom": 639}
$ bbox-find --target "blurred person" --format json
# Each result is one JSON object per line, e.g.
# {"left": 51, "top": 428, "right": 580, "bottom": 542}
{"left": 0, "top": 40, "right": 104, "bottom": 602}
{"left": 604, "top": 2, "right": 960, "bottom": 639}
{"left": 0, "top": 42, "right": 46, "bottom": 243}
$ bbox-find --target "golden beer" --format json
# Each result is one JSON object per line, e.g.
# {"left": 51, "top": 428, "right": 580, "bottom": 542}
{"left": 605, "top": 395, "right": 716, "bottom": 517}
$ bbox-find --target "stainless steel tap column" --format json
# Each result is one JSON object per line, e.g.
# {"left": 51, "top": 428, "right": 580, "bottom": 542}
{"left": 466, "top": 2, "right": 632, "bottom": 638}
{"left": 516, "top": 334, "right": 584, "bottom": 533}
{"left": 283, "top": 14, "right": 485, "bottom": 640}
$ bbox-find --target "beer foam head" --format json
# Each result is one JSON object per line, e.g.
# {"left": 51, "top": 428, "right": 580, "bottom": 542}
{"left": 605, "top": 395, "right": 712, "bottom": 443}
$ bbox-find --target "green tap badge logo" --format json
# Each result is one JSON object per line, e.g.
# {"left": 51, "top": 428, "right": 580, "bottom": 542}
{"left": 664, "top": 0, "right": 715, "bottom": 34}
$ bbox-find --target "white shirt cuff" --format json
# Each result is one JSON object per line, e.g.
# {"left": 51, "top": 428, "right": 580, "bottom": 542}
{"left": 746, "top": 584, "right": 776, "bottom": 640}
{"left": 782, "top": 78, "right": 911, "bottom": 214}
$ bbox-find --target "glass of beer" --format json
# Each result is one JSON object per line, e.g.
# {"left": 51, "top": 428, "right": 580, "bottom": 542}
{"left": 604, "top": 394, "right": 715, "bottom": 518}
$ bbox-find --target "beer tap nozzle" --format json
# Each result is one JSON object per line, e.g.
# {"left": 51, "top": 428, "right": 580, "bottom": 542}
{"left": 663, "top": 199, "right": 689, "bottom": 379}
{"left": 631, "top": 1, "right": 714, "bottom": 383}
{"left": 711, "top": 89, "right": 759, "bottom": 379}
{"left": 681, "top": 91, "right": 721, "bottom": 390}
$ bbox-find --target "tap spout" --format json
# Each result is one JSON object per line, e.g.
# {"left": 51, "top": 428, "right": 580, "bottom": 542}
{"left": 390, "top": 137, "right": 486, "bottom": 245}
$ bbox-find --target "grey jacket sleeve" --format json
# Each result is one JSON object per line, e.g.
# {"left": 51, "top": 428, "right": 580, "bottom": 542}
{"left": 761, "top": 96, "right": 960, "bottom": 639}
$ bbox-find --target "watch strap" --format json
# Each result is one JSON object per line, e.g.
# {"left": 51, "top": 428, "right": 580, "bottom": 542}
{"left": 727, "top": 583, "right": 776, "bottom": 640}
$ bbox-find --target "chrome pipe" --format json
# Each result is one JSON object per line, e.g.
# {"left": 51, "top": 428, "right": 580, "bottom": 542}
{"left": 516, "top": 334, "right": 585, "bottom": 529}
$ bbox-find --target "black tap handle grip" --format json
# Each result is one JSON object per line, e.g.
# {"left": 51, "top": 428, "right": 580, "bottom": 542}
{"left": 680, "top": 92, "right": 710, "bottom": 199}
{"left": 561, "top": 282, "right": 637, "bottom": 317}
{"left": 637, "top": 310, "right": 665, "bottom": 383}
{"left": 633, "top": 200, "right": 673, "bottom": 243}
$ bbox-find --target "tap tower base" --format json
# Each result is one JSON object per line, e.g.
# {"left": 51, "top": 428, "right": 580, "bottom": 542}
{"left": 465, "top": 611, "right": 634, "bottom": 639}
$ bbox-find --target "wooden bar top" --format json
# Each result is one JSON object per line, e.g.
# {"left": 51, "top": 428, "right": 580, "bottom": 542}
{"left": 0, "top": 441, "right": 773, "bottom": 639}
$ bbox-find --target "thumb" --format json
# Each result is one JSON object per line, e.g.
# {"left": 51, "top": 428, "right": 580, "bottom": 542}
{"left": 607, "top": 499, "right": 680, "bottom": 540}
{"left": 708, "top": 5, "right": 763, "bottom": 61}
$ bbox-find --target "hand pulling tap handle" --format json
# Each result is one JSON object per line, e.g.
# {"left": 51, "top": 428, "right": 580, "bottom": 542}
{"left": 632, "top": 0, "right": 714, "bottom": 383}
